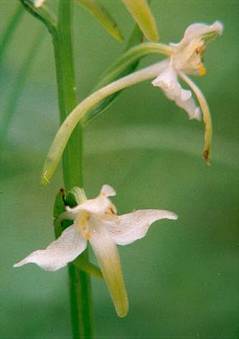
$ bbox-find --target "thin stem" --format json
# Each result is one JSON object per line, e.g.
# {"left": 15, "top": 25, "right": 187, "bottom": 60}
{"left": 54, "top": 1, "right": 93, "bottom": 338}
{"left": 20, "top": 0, "right": 57, "bottom": 36}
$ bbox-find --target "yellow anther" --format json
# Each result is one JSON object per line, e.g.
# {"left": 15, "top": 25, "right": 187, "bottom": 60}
{"left": 198, "top": 64, "right": 207, "bottom": 76}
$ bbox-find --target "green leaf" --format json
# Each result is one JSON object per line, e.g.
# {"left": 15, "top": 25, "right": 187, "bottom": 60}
{"left": 0, "top": 5, "right": 24, "bottom": 65}
{"left": 122, "top": 0, "right": 159, "bottom": 42}
{"left": 75, "top": 0, "right": 124, "bottom": 42}
{"left": 0, "top": 30, "right": 45, "bottom": 146}
{"left": 83, "top": 0, "right": 161, "bottom": 124}
{"left": 83, "top": 24, "right": 144, "bottom": 124}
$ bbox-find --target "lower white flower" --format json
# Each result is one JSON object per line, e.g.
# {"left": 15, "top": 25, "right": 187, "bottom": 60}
{"left": 14, "top": 184, "right": 177, "bottom": 317}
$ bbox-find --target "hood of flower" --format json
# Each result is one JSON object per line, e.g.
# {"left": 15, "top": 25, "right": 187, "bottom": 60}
{"left": 66, "top": 185, "right": 118, "bottom": 240}
{"left": 68, "top": 185, "right": 117, "bottom": 217}
{"left": 170, "top": 21, "right": 223, "bottom": 75}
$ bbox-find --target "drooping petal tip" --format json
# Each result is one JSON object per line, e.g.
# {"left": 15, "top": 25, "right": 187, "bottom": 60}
{"left": 101, "top": 184, "right": 116, "bottom": 197}
{"left": 212, "top": 21, "right": 224, "bottom": 35}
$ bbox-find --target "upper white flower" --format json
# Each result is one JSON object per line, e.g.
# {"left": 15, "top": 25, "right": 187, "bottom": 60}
{"left": 14, "top": 184, "right": 177, "bottom": 317}
{"left": 152, "top": 21, "right": 223, "bottom": 120}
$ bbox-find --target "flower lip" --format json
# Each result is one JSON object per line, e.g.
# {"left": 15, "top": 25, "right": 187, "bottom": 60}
{"left": 152, "top": 65, "right": 202, "bottom": 120}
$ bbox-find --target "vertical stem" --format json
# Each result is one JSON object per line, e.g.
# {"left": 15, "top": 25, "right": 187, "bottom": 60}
{"left": 53, "top": 1, "right": 93, "bottom": 338}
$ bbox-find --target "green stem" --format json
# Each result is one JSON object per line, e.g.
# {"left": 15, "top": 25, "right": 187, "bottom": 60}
{"left": 53, "top": 1, "right": 93, "bottom": 338}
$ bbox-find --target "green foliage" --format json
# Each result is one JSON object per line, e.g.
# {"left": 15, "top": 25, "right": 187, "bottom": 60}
{"left": 84, "top": 23, "right": 144, "bottom": 124}
{"left": 122, "top": 0, "right": 159, "bottom": 41}
{"left": 75, "top": 0, "right": 124, "bottom": 42}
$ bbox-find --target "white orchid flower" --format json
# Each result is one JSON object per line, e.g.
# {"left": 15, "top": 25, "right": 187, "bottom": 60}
{"left": 14, "top": 184, "right": 177, "bottom": 317}
{"left": 152, "top": 21, "right": 223, "bottom": 120}
{"left": 152, "top": 21, "right": 223, "bottom": 161}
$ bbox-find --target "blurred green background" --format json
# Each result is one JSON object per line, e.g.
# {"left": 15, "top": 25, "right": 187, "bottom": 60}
{"left": 1, "top": 0, "right": 239, "bottom": 338}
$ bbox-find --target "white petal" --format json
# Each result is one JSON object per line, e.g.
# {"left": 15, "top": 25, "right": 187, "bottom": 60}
{"left": 106, "top": 209, "right": 177, "bottom": 246}
{"left": 89, "top": 217, "right": 128, "bottom": 317}
{"left": 69, "top": 186, "right": 115, "bottom": 216}
{"left": 152, "top": 66, "right": 201, "bottom": 120}
{"left": 100, "top": 184, "right": 116, "bottom": 197}
{"left": 33, "top": 0, "right": 46, "bottom": 8}
{"left": 14, "top": 225, "right": 87, "bottom": 271}
{"left": 171, "top": 21, "right": 224, "bottom": 49}
{"left": 182, "top": 21, "right": 223, "bottom": 44}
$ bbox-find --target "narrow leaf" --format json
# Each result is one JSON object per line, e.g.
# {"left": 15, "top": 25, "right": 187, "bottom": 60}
{"left": 122, "top": 0, "right": 159, "bottom": 41}
{"left": 0, "top": 5, "right": 24, "bottom": 65}
{"left": 0, "top": 30, "right": 45, "bottom": 146}
{"left": 83, "top": 24, "right": 143, "bottom": 124}
{"left": 75, "top": 0, "right": 124, "bottom": 42}
{"left": 83, "top": 0, "right": 161, "bottom": 124}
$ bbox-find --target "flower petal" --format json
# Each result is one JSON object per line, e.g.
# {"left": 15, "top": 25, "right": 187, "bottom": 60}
{"left": 33, "top": 0, "right": 46, "bottom": 8}
{"left": 181, "top": 21, "right": 223, "bottom": 45}
{"left": 179, "top": 71, "right": 212, "bottom": 163}
{"left": 152, "top": 66, "right": 201, "bottom": 120}
{"left": 107, "top": 209, "right": 177, "bottom": 246}
{"left": 89, "top": 217, "right": 128, "bottom": 317}
{"left": 14, "top": 225, "right": 87, "bottom": 271}
{"left": 100, "top": 184, "right": 116, "bottom": 197}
